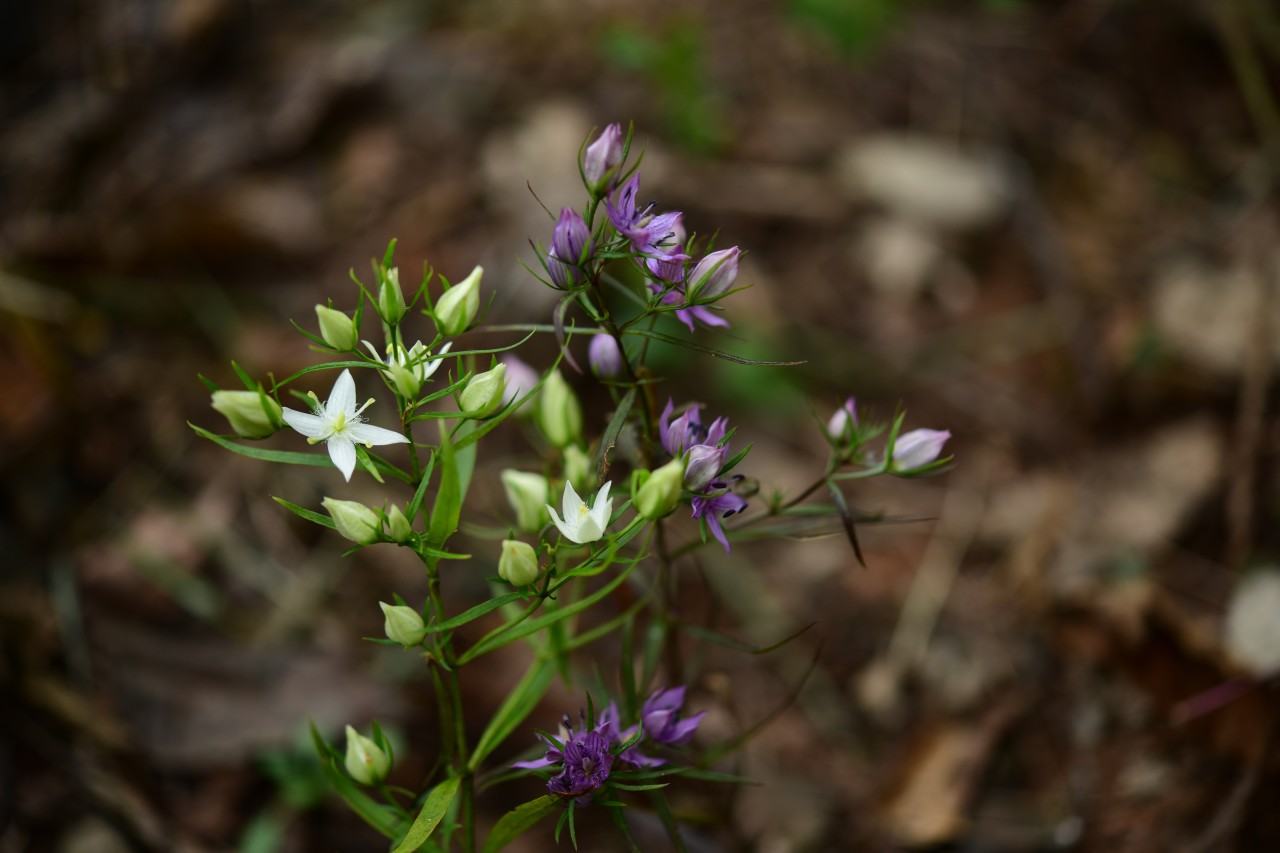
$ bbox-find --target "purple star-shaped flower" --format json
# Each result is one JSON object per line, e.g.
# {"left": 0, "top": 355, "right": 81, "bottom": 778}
{"left": 514, "top": 714, "right": 616, "bottom": 804}
{"left": 606, "top": 174, "right": 684, "bottom": 259}
{"left": 691, "top": 477, "right": 749, "bottom": 553}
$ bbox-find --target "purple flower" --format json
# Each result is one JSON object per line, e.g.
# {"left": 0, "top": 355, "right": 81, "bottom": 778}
{"left": 588, "top": 334, "right": 623, "bottom": 378}
{"left": 691, "top": 478, "right": 749, "bottom": 553}
{"left": 583, "top": 124, "right": 624, "bottom": 191}
{"left": 686, "top": 247, "right": 740, "bottom": 302}
{"left": 659, "top": 399, "right": 728, "bottom": 457}
{"left": 641, "top": 687, "right": 706, "bottom": 746}
{"left": 606, "top": 175, "right": 684, "bottom": 259}
{"left": 890, "top": 428, "right": 951, "bottom": 471}
{"left": 514, "top": 714, "right": 616, "bottom": 805}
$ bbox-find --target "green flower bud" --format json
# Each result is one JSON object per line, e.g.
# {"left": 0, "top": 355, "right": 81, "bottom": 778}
{"left": 344, "top": 725, "right": 390, "bottom": 785}
{"left": 322, "top": 497, "right": 381, "bottom": 545}
{"left": 379, "top": 601, "right": 426, "bottom": 646}
{"left": 434, "top": 265, "right": 482, "bottom": 337}
{"left": 498, "top": 539, "right": 540, "bottom": 586}
{"left": 563, "top": 444, "right": 592, "bottom": 494}
{"left": 536, "top": 370, "right": 583, "bottom": 448}
{"left": 501, "top": 469, "right": 550, "bottom": 533}
{"left": 210, "top": 389, "right": 282, "bottom": 438}
{"left": 377, "top": 267, "right": 408, "bottom": 325}
{"left": 315, "top": 305, "right": 359, "bottom": 351}
{"left": 459, "top": 363, "right": 506, "bottom": 418}
{"left": 385, "top": 504, "right": 413, "bottom": 543}
{"left": 634, "top": 457, "right": 686, "bottom": 520}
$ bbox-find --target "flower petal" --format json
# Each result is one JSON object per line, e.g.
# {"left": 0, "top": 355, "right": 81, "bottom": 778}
{"left": 348, "top": 422, "right": 411, "bottom": 446}
{"left": 561, "top": 480, "right": 584, "bottom": 521}
{"left": 327, "top": 369, "right": 357, "bottom": 417}
{"left": 281, "top": 408, "right": 329, "bottom": 438}
{"left": 328, "top": 437, "right": 357, "bottom": 481}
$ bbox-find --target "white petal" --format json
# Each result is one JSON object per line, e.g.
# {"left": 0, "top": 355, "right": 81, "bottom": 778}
{"left": 348, "top": 422, "right": 411, "bottom": 446}
{"left": 575, "top": 515, "right": 602, "bottom": 543}
{"left": 327, "top": 369, "right": 357, "bottom": 417}
{"left": 421, "top": 342, "right": 452, "bottom": 380}
{"left": 547, "top": 507, "right": 577, "bottom": 542}
{"left": 589, "top": 481, "right": 613, "bottom": 529}
{"left": 561, "top": 480, "right": 584, "bottom": 521}
{"left": 282, "top": 408, "right": 329, "bottom": 438}
{"left": 328, "top": 437, "right": 357, "bottom": 481}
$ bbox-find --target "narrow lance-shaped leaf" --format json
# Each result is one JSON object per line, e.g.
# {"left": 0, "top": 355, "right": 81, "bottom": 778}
{"left": 481, "top": 796, "right": 561, "bottom": 853}
{"left": 390, "top": 777, "right": 459, "bottom": 853}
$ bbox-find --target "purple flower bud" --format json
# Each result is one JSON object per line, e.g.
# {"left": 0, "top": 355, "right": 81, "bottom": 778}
{"left": 891, "top": 428, "right": 951, "bottom": 471}
{"left": 583, "top": 123, "right": 624, "bottom": 191}
{"left": 683, "top": 444, "right": 724, "bottom": 491}
{"left": 641, "top": 686, "right": 706, "bottom": 746}
{"left": 552, "top": 208, "right": 591, "bottom": 266}
{"left": 588, "top": 334, "right": 623, "bottom": 378}
{"left": 687, "top": 247, "right": 740, "bottom": 302}
{"left": 826, "top": 397, "right": 858, "bottom": 441}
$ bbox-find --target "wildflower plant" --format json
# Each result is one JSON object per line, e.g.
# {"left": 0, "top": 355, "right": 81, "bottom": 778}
{"left": 193, "top": 123, "right": 952, "bottom": 851}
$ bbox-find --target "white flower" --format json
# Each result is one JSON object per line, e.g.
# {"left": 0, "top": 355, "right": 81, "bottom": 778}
{"left": 281, "top": 369, "right": 410, "bottom": 481}
{"left": 546, "top": 480, "right": 613, "bottom": 544}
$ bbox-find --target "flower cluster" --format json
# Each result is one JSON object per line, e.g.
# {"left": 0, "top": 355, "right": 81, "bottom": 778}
{"left": 661, "top": 398, "right": 749, "bottom": 552}
{"left": 515, "top": 687, "right": 704, "bottom": 804}
{"left": 543, "top": 124, "right": 742, "bottom": 333}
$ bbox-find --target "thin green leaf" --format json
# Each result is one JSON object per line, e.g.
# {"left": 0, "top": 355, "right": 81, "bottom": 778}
{"left": 272, "top": 360, "right": 371, "bottom": 391}
{"left": 190, "top": 423, "right": 331, "bottom": 468}
{"left": 272, "top": 496, "right": 336, "bottom": 530}
{"left": 611, "top": 783, "right": 669, "bottom": 792}
{"left": 428, "top": 592, "right": 526, "bottom": 635}
{"left": 468, "top": 656, "right": 556, "bottom": 771}
{"left": 390, "top": 777, "right": 459, "bottom": 853}
{"left": 605, "top": 803, "right": 640, "bottom": 853}
{"left": 318, "top": 760, "right": 400, "bottom": 839}
{"left": 481, "top": 796, "right": 561, "bottom": 853}
{"left": 596, "top": 387, "right": 635, "bottom": 483}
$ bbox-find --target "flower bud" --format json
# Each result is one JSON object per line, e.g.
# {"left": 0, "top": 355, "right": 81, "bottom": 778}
{"left": 501, "top": 469, "right": 550, "bottom": 533}
{"left": 434, "top": 266, "right": 482, "bottom": 337}
{"left": 459, "top": 363, "right": 506, "bottom": 418}
{"left": 385, "top": 360, "right": 421, "bottom": 400}
{"left": 826, "top": 397, "right": 858, "bottom": 442}
{"left": 583, "top": 123, "right": 624, "bottom": 192}
{"left": 683, "top": 444, "right": 724, "bottom": 492}
{"left": 536, "top": 370, "right": 583, "bottom": 448}
{"left": 686, "top": 247, "right": 740, "bottom": 302}
{"left": 498, "top": 539, "right": 540, "bottom": 586}
{"left": 385, "top": 504, "right": 413, "bottom": 543}
{"left": 635, "top": 457, "right": 686, "bottom": 520}
{"left": 890, "top": 429, "right": 951, "bottom": 472}
{"left": 377, "top": 266, "right": 408, "bottom": 325}
{"left": 315, "top": 305, "right": 359, "bottom": 351}
{"left": 379, "top": 601, "right": 426, "bottom": 646}
{"left": 322, "top": 497, "right": 382, "bottom": 545}
{"left": 563, "top": 444, "right": 593, "bottom": 494}
{"left": 210, "top": 389, "right": 282, "bottom": 438}
{"left": 588, "top": 335, "right": 623, "bottom": 379}
{"left": 344, "top": 725, "right": 391, "bottom": 785}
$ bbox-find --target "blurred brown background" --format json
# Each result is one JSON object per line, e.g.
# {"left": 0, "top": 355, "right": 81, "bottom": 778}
{"left": 3, "top": 0, "right": 1280, "bottom": 850}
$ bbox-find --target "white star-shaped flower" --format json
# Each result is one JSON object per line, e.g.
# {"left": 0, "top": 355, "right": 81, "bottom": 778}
{"left": 546, "top": 480, "right": 613, "bottom": 544}
{"left": 281, "top": 369, "right": 409, "bottom": 481}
